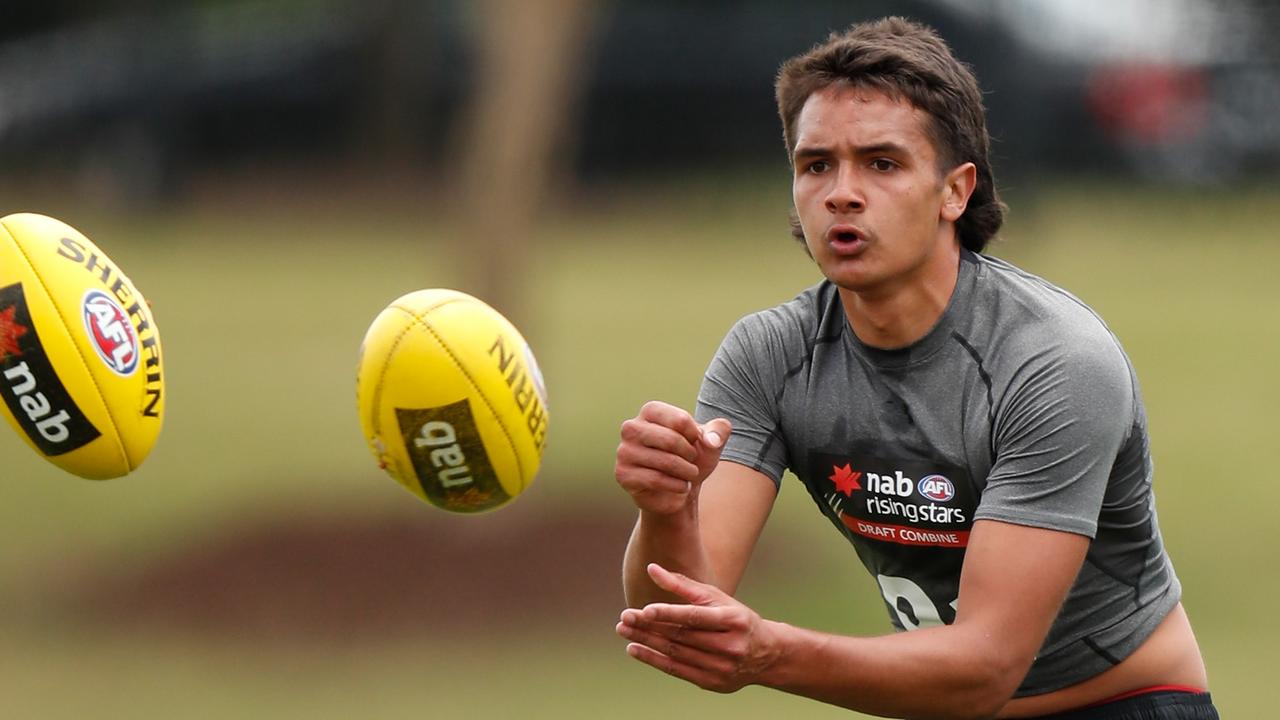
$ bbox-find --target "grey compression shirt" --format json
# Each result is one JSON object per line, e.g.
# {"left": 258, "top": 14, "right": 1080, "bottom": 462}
{"left": 694, "top": 249, "right": 1180, "bottom": 696}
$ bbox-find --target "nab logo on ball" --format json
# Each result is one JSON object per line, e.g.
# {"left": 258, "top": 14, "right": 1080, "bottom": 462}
{"left": 0, "top": 282, "right": 101, "bottom": 455}
{"left": 917, "top": 474, "right": 956, "bottom": 502}
{"left": 395, "top": 400, "right": 508, "bottom": 513}
{"left": 82, "top": 290, "right": 138, "bottom": 376}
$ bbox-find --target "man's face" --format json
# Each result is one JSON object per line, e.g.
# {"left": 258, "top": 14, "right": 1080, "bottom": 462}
{"left": 791, "top": 84, "right": 962, "bottom": 295}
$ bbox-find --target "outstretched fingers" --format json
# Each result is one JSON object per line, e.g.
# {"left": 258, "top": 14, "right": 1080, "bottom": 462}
{"left": 616, "top": 618, "right": 734, "bottom": 672}
{"left": 623, "top": 641, "right": 739, "bottom": 693}
{"left": 646, "top": 563, "right": 732, "bottom": 607}
{"left": 617, "top": 610, "right": 746, "bottom": 693}
{"left": 633, "top": 603, "right": 731, "bottom": 635}
{"left": 621, "top": 606, "right": 727, "bottom": 638}
{"left": 617, "top": 571, "right": 776, "bottom": 694}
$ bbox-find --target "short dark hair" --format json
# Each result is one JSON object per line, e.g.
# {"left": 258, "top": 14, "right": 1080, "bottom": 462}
{"left": 775, "top": 17, "right": 1005, "bottom": 253}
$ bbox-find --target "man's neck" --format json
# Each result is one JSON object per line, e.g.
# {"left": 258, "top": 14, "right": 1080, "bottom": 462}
{"left": 838, "top": 245, "right": 962, "bottom": 350}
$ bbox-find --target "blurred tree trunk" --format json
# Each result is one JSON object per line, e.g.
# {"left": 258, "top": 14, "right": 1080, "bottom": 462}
{"left": 454, "top": 0, "right": 599, "bottom": 326}
{"left": 361, "top": 0, "right": 420, "bottom": 166}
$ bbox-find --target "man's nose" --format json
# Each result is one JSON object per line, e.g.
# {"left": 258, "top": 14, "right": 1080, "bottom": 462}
{"left": 825, "top": 166, "right": 865, "bottom": 213}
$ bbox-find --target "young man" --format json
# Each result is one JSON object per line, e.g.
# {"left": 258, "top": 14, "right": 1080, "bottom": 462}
{"left": 613, "top": 17, "right": 1216, "bottom": 720}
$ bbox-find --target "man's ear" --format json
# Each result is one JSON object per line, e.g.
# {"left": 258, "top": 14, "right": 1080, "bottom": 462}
{"left": 941, "top": 162, "right": 977, "bottom": 223}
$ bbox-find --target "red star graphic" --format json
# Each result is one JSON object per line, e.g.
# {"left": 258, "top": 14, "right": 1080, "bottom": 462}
{"left": 0, "top": 305, "right": 28, "bottom": 360}
{"left": 830, "top": 463, "right": 862, "bottom": 496}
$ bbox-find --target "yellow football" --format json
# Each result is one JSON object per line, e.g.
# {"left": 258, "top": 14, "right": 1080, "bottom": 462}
{"left": 356, "top": 289, "right": 548, "bottom": 513}
{"left": 0, "top": 213, "right": 164, "bottom": 479}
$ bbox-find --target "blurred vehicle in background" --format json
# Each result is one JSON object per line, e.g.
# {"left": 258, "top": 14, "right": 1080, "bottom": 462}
{"left": 0, "top": 0, "right": 1275, "bottom": 207}
{"left": 959, "top": 0, "right": 1280, "bottom": 184}
{"left": 0, "top": 1, "right": 396, "bottom": 205}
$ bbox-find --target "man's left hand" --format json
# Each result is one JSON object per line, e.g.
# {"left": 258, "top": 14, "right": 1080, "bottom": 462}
{"left": 615, "top": 562, "right": 784, "bottom": 693}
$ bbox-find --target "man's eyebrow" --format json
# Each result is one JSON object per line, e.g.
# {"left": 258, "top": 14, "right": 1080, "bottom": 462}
{"left": 855, "top": 141, "right": 910, "bottom": 157}
{"left": 793, "top": 146, "right": 831, "bottom": 161}
{"left": 793, "top": 141, "right": 911, "bottom": 161}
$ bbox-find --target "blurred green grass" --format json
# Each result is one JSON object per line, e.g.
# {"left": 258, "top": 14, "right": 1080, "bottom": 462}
{"left": 1, "top": 179, "right": 1275, "bottom": 718}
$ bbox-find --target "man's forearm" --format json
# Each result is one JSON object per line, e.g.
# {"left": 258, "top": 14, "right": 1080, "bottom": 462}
{"left": 622, "top": 509, "right": 716, "bottom": 607}
{"left": 760, "top": 621, "right": 1018, "bottom": 720}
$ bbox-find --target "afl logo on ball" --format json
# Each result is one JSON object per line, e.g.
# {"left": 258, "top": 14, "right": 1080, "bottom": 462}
{"left": 82, "top": 290, "right": 138, "bottom": 376}
{"left": 918, "top": 474, "right": 955, "bottom": 502}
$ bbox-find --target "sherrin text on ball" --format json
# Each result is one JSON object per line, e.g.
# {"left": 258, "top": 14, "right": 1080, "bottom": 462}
{"left": 356, "top": 289, "right": 548, "bottom": 513}
{"left": 0, "top": 213, "right": 165, "bottom": 479}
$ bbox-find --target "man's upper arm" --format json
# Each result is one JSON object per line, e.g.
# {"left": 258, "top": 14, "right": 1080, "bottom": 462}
{"left": 697, "top": 459, "right": 779, "bottom": 596}
{"left": 954, "top": 519, "right": 1090, "bottom": 688}
{"left": 696, "top": 312, "right": 793, "bottom": 484}
{"left": 977, "top": 324, "right": 1135, "bottom": 537}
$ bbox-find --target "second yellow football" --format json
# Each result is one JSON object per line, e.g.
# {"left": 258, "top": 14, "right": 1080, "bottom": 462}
{"left": 355, "top": 289, "right": 548, "bottom": 513}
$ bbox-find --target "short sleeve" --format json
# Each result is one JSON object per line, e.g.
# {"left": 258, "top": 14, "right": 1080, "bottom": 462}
{"left": 695, "top": 314, "right": 789, "bottom": 486}
{"left": 974, "top": 332, "right": 1136, "bottom": 538}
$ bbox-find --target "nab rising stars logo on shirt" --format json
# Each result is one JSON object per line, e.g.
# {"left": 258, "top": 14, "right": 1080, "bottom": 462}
{"left": 815, "top": 453, "right": 976, "bottom": 549}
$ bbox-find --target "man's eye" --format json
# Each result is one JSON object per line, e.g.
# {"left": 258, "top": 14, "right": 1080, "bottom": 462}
{"left": 807, "top": 160, "right": 830, "bottom": 174}
{"left": 871, "top": 158, "right": 896, "bottom": 172}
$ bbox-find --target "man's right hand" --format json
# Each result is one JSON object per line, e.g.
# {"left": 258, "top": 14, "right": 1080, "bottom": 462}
{"left": 615, "top": 401, "right": 732, "bottom": 516}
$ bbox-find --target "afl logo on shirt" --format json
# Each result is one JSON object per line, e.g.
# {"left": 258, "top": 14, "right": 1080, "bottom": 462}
{"left": 82, "top": 290, "right": 139, "bottom": 376}
{"left": 917, "top": 474, "right": 955, "bottom": 502}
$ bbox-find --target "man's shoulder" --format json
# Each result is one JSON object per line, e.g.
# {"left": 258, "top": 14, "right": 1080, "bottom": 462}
{"left": 969, "top": 253, "right": 1118, "bottom": 347}
{"left": 964, "top": 254, "right": 1136, "bottom": 397}
{"left": 709, "top": 280, "right": 844, "bottom": 385}
{"left": 730, "top": 280, "right": 840, "bottom": 345}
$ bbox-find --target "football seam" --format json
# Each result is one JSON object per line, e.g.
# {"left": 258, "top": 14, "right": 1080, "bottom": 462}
{"left": 0, "top": 220, "right": 131, "bottom": 472}
{"left": 390, "top": 303, "right": 527, "bottom": 492}
{"left": 367, "top": 295, "right": 469, "bottom": 439}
